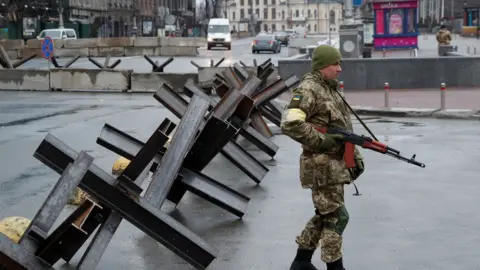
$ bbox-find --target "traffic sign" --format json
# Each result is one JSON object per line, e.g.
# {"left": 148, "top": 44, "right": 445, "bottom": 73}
{"left": 41, "top": 36, "right": 54, "bottom": 59}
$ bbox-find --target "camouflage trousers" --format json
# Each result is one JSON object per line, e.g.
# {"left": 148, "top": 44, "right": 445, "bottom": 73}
{"left": 295, "top": 184, "right": 348, "bottom": 263}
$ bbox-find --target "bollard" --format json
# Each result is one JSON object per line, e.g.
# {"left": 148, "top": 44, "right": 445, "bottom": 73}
{"left": 384, "top": 82, "right": 390, "bottom": 109}
{"left": 475, "top": 47, "right": 477, "bottom": 55}
{"left": 382, "top": 48, "right": 386, "bottom": 58}
{"left": 440, "top": 83, "right": 446, "bottom": 110}
{"left": 339, "top": 81, "right": 344, "bottom": 92}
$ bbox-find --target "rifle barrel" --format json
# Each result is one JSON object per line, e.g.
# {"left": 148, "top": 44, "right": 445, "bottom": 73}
{"left": 386, "top": 152, "right": 426, "bottom": 168}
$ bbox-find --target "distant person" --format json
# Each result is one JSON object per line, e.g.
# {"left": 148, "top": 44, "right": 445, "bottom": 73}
{"left": 436, "top": 25, "right": 452, "bottom": 46}
{"left": 182, "top": 24, "right": 188, "bottom": 37}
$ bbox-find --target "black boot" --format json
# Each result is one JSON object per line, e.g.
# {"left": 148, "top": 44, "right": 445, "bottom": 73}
{"left": 326, "top": 257, "right": 345, "bottom": 270}
{"left": 289, "top": 249, "right": 318, "bottom": 270}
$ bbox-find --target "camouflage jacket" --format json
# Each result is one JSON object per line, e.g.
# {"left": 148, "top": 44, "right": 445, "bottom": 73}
{"left": 436, "top": 29, "right": 452, "bottom": 45}
{"left": 280, "top": 72, "right": 363, "bottom": 189}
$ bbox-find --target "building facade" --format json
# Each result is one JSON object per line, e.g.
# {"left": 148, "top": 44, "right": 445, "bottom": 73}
{"left": 0, "top": 0, "right": 195, "bottom": 39}
{"left": 225, "top": 0, "right": 343, "bottom": 34}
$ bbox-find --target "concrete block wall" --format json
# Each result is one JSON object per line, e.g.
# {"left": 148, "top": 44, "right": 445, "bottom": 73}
{"left": 277, "top": 57, "right": 480, "bottom": 89}
{"left": 0, "top": 37, "right": 206, "bottom": 59}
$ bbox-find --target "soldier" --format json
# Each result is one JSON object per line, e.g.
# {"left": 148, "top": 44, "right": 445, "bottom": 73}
{"left": 281, "top": 45, "right": 365, "bottom": 270}
{"left": 436, "top": 25, "right": 452, "bottom": 46}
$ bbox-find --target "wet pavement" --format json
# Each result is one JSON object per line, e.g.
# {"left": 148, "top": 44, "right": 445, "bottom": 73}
{"left": 16, "top": 38, "right": 290, "bottom": 73}
{"left": 1, "top": 92, "right": 480, "bottom": 270}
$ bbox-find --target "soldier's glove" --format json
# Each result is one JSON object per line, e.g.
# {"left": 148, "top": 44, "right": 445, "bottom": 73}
{"left": 350, "top": 157, "right": 365, "bottom": 180}
{"left": 318, "top": 134, "right": 344, "bottom": 152}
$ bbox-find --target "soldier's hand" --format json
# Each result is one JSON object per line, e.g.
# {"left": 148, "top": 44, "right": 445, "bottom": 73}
{"left": 350, "top": 158, "right": 365, "bottom": 180}
{"left": 318, "top": 134, "right": 344, "bottom": 152}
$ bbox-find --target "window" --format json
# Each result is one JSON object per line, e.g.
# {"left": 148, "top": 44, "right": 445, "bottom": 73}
{"left": 465, "top": 9, "right": 479, "bottom": 26}
{"left": 264, "top": 0, "right": 267, "bottom": 4}
{"left": 308, "top": 10, "right": 311, "bottom": 18}
{"left": 232, "top": 11, "right": 236, "bottom": 20}
{"left": 39, "top": 30, "right": 61, "bottom": 38}
{"left": 272, "top": 8, "right": 276, "bottom": 19}
{"left": 330, "top": 10, "right": 335, "bottom": 24}
{"left": 282, "top": 10, "right": 285, "bottom": 19}
{"left": 240, "top": 0, "right": 244, "bottom": 5}
{"left": 256, "top": 0, "right": 259, "bottom": 5}
{"left": 386, "top": 9, "right": 404, "bottom": 34}
{"left": 67, "top": 30, "right": 76, "bottom": 38}
{"left": 263, "top": 24, "right": 268, "bottom": 31}
{"left": 272, "top": 0, "right": 275, "bottom": 4}
{"left": 295, "top": 10, "right": 299, "bottom": 17}
{"left": 241, "top": 9, "right": 245, "bottom": 19}
{"left": 384, "top": 8, "right": 418, "bottom": 34}
{"left": 208, "top": 25, "right": 230, "bottom": 33}
{"left": 264, "top": 8, "right": 268, "bottom": 19}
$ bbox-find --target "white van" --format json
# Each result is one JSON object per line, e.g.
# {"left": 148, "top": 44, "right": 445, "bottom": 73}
{"left": 37, "top": 28, "right": 77, "bottom": 40}
{"left": 207, "top": 18, "right": 231, "bottom": 50}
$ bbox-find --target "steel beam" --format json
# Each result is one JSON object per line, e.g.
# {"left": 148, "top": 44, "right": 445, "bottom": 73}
{"left": 33, "top": 134, "right": 218, "bottom": 269}
{"left": 154, "top": 83, "right": 269, "bottom": 182}
{"left": 96, "top": 123, "right": 250, "bottom": 218}
{"left": 0, "top": 151, "right": 94, "bottom": 270}
{"left": 145, "top": 95, "right": 210, "bottom": 208}
{"left": 252, "top": 75, "right": 300, "bottom": 106}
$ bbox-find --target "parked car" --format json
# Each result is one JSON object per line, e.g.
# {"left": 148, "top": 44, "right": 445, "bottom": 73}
{"left": 274, "top": 31, "right": 289, "bottom": 46}
{"left": 37, "top": 28, "right": 77, "bottom": 40}
{"left": 252, "top": 34, "right": 281, "bottom": 54}
{"left": 285, "top": 29, "right": 298, "bottom": 39}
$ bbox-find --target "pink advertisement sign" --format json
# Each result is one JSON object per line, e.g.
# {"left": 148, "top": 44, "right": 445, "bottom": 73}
{"left": 375, "top": 10, "right": 385, "bottom": 34}
{"left": 374, "top": 36, "right": 418, "bottom": 48}
{"left": 373, "top": 1, "right": 418, "bottom": 9}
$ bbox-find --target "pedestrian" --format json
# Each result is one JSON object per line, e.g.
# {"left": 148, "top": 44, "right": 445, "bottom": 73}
{"left": 436, "top": 25, "right": 452, "bottom": 46}
{"left": 281, "top": 44, "right": 365, "bottom": 270}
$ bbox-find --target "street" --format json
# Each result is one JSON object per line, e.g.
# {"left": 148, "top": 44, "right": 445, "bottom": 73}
{"left": 1, "top": 92, "right": 479, "bottom": 270}
{"left": 16, "top": 37, "right": 292, "bottom": 73}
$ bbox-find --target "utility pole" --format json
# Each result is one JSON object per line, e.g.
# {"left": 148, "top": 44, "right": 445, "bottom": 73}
{"left": 58, "top": 0, "right": 64, "bottom": 28}
{"left": 441, "top": 0, "right": 444, "bottom": 19}
{"left": 451, "top": 0, "right": 454, "bottom": 18}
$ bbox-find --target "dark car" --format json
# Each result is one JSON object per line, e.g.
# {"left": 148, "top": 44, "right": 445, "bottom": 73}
{"left": 274, "top": 31, "right": 289, "bottom": 46}
{"left": 252, "top": 35, "right": 281, "bottom": 54}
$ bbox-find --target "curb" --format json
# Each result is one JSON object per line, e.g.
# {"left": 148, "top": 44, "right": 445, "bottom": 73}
{"left": 351, "top": 106, "right": 480, "bottom": 120}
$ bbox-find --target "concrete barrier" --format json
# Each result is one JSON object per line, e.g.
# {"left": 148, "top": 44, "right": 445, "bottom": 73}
{"left": 278, "top": 57, "right": 480, "bottom": 89}
{"left": 130, "top": 73, "right": 197, "bottom": 92}
{"left": 50, "top": 68, "right": 131, "bottom": 91}
{"left": 0, "top": 69, "right": 50, "bottom": 91}
{"left": 3, "top": 37, "right": 206, "bottom": 59}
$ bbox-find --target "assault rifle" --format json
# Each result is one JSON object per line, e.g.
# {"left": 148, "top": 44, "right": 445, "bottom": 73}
{"left": 316, "top": 127, "right": 426, "bottom": 168}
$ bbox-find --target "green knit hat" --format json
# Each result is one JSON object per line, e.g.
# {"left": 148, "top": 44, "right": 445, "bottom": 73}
{"left": 311, "top": 45, "right": 342, "bottom": 71}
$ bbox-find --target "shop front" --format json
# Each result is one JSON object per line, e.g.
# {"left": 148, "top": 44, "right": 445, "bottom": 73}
{"left": 461, "top": 5, "right": 479, "bottom": 36}
{"left": 373, "top": 0, "right": 419, "bottom": 49}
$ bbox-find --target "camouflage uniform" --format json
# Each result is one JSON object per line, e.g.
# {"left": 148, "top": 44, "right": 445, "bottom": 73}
{"left": 281, "top": 70, "right": 363, "bottom": 264}
{"left": 436, "top": 28, "right": 452, "bottom": 45}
